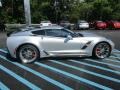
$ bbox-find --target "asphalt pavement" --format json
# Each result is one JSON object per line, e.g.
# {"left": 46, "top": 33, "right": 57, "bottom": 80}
{"left": 0, "top": 48, "right": 120, "bottom": 90}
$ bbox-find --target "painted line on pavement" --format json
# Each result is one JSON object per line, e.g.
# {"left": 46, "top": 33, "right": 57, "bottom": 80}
{"left": 50, "top": 60, "right": 120, "bottom": 83}
{"left": 0, "top": 55, "right": 73, "bottom": 90}
{"left": 0, "top": 65, "right": 41, "bottom": 90}
{"left": 85, "top": 59, "right": 120, "bottom": 69}
{"left": 69, "top": 60, "right": 120, "bottom": 75}
{"left": 0, "top": 81, "right": 10, "bottom": 90}
{"left": 110, "top": 56, "right": 120, "bottom": 60}
{"left": 35, "top": 62, "right": 113, "bottom": 90}
{"left": 112, "top": 53, "right": 120, "bottom": 57}
{"left": 105, "top": 58, "right": 120, "bottom": 63}
{"left": 113, "top": 49, "right": 120, "bottom": 53}
{"left": 0, "top": 49, "right": 8, "bottom": 53}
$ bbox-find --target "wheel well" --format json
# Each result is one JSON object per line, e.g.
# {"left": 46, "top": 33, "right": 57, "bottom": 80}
{"left": 16, "top": 43, "right": 40, "bottom": 57}
{"left": 92, "top": 41, "right": 112, "bottom": 55}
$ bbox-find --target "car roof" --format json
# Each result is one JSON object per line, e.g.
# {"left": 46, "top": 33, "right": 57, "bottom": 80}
{"left": 17, "top": 25, "right": 63, "bottom": 32}
{"left": 40, "top": 21, "right": 51, "bottom": 23}
{"left": 40, "top": 25, "right": 63, "bottom": 30}
{"left": 78, "top": 20, "right": 87, "bottom": 23}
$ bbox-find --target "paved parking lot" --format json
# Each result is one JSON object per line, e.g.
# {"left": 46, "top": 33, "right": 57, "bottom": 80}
{"left": 0, "top": 48, "right": 120, "bottom": 90}
{"left": 0, "top": 30, "right": 120, "bottom": 90}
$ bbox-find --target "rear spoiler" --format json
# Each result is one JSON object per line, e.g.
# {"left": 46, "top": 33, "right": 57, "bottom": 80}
{"left": 7, "top": 26, "right": 36, "bottom": 37}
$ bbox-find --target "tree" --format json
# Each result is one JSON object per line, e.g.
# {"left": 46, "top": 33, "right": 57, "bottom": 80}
{"left": 91, "top": 0, "right": 112, "bottom": 21}
{"left": 0, "top": 0, "right": 120, "bottom": 23}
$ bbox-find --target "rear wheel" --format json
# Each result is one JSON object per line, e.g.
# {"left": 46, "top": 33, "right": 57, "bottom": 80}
{"left": 93, "top": 42, "right": 111, "bottom": 59}
{"left": 17, "top": 44, "right": 39, "bottom": 64}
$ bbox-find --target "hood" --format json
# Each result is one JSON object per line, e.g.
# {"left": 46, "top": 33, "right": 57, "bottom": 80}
{"left": 77, "top": 32, "right": 101, "bottom": 37}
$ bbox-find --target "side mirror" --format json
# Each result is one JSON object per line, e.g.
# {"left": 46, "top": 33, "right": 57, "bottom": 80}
{"left": 64, "top": 35, "right": 73, "bottom": 43}
{"left": 67, "top": 35, "right": 73, "bottom": 40}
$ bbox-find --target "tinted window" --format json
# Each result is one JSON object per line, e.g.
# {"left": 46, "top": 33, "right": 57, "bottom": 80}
{"left": 45, "top": 29, "right": 71, "bottom": 37}
{"left": 32, "top": 30, "right": 45, "bottom": 35}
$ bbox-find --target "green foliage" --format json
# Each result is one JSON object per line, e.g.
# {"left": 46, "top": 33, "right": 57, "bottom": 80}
{"left": 0, "top": 0, "right": 120, "bottom": 23}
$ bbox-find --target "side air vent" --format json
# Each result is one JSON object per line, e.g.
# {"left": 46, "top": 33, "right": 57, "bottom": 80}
{"left": 81, "top": 41, "right": 92, "bottom": 49}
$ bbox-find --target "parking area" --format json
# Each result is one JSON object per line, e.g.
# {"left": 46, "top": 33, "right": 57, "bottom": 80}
{"left": 0, "top": 30, "right": 120, "bottom": 90}
{"left": 0, "top": 48, "right": 120, "bottom": 90}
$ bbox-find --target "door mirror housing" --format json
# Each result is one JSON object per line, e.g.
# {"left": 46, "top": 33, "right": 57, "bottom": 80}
{"left": 64, "top": 35, "right": 73, "bottom": 43}
{"left": 67, "top": 35, "right": 73, "bottom": 40}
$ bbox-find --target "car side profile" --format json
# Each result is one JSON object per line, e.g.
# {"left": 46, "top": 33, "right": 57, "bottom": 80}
{"left": 7, "top": 26, "right": 114, "bottom": 63}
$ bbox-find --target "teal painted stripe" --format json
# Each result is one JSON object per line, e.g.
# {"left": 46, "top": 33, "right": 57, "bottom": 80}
{"left": 110, "top": 56, "right": 120, "bottom": 60}
{"left": 105, "top": 58, "right": 120, "bottom": 63}
{"left": 0, "top": 65, "right": 41, "bottom": 90}
{"left": 50, "top": 60, "right": 120, "bottom": 83}
{"left": 1, "top": 48, "right": 7, "bottom": 50}
{"left": 85, "top": 59, "right": 120, "bottom": 69}
{"left": 0, "top": 55, "right": 73, "bottom": 90}
{"left": 0, "top": 81, "right": 10, "bottom": 90}
{"left": 69, "top": 60, "right": 120, "bottom": 75}
{"left": 113, "top": 49, "right": 120, "bottom": 53}
{"left": 35, "top": 62, "right": 113, "bottom": 90}
{"left": 0, "top": 49, "right": 8, "bottom": 53}
{"left": 112, "top": 53, "right": 120, "bottom": 57}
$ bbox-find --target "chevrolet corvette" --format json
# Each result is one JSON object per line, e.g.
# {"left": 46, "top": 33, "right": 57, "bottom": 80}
{"left": 7, "top": 26, "right": 114, "bottom": 63}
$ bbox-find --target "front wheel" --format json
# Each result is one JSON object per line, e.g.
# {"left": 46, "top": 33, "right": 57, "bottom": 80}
{"left": 92, "top": 42, "right": 111, "bottom": 59}
{"left": 17, "top": 44, "right": 40, "bottom": 64}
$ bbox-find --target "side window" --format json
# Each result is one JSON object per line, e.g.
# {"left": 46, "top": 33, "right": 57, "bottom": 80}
{"left": 45, "top": 29, "right": 69, "bottom": 37}
{"left": 32, "top": 30, "right": 45, "bottom": 35}
{"left": 60, "top": 29, "right": 71, "bottom": 37}
{"left": 45, "top": 29, "right": 62, "bottom": 37}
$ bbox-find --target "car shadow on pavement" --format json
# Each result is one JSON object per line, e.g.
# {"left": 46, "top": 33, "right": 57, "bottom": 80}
{"left": 6, "top": 53, "right": 20, "bottom": 63}
{"left": 39, "top": 56, "right": 91, "bottom": 62}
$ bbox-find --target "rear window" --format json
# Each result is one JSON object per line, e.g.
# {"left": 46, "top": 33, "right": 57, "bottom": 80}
{"left": 41, "top": 21, "right": 51, "bottom": 23}
{"left": 78, "top": 21, "right": 87, "bottom": 23}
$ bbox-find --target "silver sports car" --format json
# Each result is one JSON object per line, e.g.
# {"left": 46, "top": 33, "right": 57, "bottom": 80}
{"left": 7, "top": 26, "right": 114, "bottom": 63}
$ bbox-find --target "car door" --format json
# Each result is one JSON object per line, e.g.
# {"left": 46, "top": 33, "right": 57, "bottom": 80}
{"left": 41, "top": 28, "right": 83, "bottom": 55}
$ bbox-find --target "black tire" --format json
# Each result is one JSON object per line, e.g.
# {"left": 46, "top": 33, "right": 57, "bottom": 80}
{"left": 17, "top": 44, "right": 40, "bottom": 64}
{"left": 92, "top": 42, "right": 111, "bottom": 59}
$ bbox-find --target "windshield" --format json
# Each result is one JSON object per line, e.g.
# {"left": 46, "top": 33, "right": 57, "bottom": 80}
{"left": 41, "top": 21, "right": 51, "bottom": 23}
